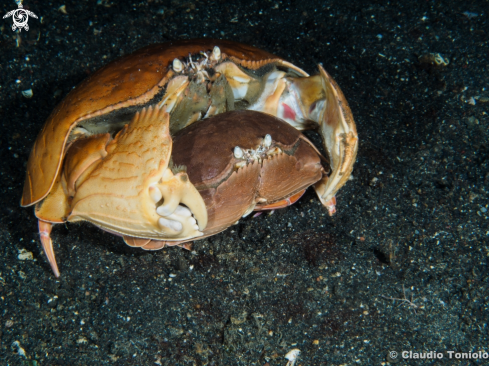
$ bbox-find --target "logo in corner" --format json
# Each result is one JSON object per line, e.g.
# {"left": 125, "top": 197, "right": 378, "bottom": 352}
{"left": 3, "top": 2, "right": 38, "bottom": 31}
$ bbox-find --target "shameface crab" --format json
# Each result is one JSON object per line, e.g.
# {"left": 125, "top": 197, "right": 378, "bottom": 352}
{"left": 21, "top": 39, "right": 358, "bottom": 277}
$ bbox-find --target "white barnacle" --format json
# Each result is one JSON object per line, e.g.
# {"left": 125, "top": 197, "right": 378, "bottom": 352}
{"left": 263, "top": 134, "right": 272, "bottom": 148}
{"left": 234, "top": 146, "right": 244, "bottom": 159}
{"left": 172, "top": 58, "right": 183, "bottom": 73}
{"left": 211, "top": 46, "right": 221, "bottom": 62}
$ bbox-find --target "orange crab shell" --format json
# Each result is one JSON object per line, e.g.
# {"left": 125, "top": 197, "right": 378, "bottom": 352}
{"left": 21, "top": 39, "right": 306, "bottom": 207}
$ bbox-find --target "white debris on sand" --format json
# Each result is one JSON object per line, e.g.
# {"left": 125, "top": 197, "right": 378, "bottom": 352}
{"left": 285, "top": 348, "right": 301, "bottom": 366}
{"left": 17, "top": 249, "right": 34, "bottom": 261}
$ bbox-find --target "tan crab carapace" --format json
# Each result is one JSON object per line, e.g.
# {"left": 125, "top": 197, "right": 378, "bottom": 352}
{"left": 21, "top": 39, "right": 358, "bottom": 277}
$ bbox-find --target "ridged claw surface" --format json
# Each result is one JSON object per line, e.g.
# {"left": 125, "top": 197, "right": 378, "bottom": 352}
{"left": 68, "top": 105, "right": 207, "bottom": 241}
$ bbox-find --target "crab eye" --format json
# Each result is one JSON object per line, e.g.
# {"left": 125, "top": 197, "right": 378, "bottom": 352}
{"left": 264, "top": 134, "right": 272, "bottom": 148}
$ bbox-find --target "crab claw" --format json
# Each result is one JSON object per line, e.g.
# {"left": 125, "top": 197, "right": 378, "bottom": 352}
{"left": 154, "top": 170, "right": 207, "bottom": 237}
{"left": 312, "top": 65, "right": 358, "bottom": 209}
{"left": 278, "top": 65, "right": 358, "bottom": 214}
{"left": 68, "top": 105, "right": 207, "bottom": 242}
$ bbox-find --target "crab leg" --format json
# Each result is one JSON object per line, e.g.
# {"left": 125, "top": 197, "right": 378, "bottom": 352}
{"left": 254, "top": 189, "right": 306, "bottom": 211}
{"left": 38, "top": 220, "right": 60, "bottom": 278}
{"left": 274, "top": 66, "right": 358, "bottom": 215}
{"left": 312, "top": 66, "right": 358, "bottom": 213}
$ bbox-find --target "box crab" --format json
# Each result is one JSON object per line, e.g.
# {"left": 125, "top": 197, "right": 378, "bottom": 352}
{"left": 21, "top": 39, "right": 358, "bottom": 277}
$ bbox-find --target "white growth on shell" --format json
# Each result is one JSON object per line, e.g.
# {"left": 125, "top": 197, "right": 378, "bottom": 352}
{"left": 234, "top": 146, "right": 244, "bottom": 159}
{"left": 233, "top": 134, "right": 282, "bottom": 167}
{"left": 170, "top": 46, "right": 222, "bottom": 83}
{"left": 211, "top": 46, "right": 221, "bottom": 61}
{"left": 172, "top": 58, "right": 183, "bottom": 73}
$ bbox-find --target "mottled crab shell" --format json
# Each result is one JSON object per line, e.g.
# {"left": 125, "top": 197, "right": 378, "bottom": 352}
{"left": 171, "top": 110, "right": 325, "bottom": 237}
{"left": 21, "top": 39, "right": 307, "bottom": 207}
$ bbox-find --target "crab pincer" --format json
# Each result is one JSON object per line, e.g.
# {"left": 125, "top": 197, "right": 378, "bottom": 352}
{"left": 33, "top": 106, "right": 207, "bottom": 276}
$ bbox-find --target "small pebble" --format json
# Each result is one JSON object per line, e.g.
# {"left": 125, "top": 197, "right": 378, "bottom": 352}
{"left": 17, "top": 249, "right": 34, "bottom": 261}
{"left": 21, "top": 89, "right": 33, "bottom": 98}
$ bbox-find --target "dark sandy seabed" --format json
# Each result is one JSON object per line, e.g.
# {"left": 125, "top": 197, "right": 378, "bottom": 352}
{"left": 0, "top": 0, "right": 488, "bottom": 365}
